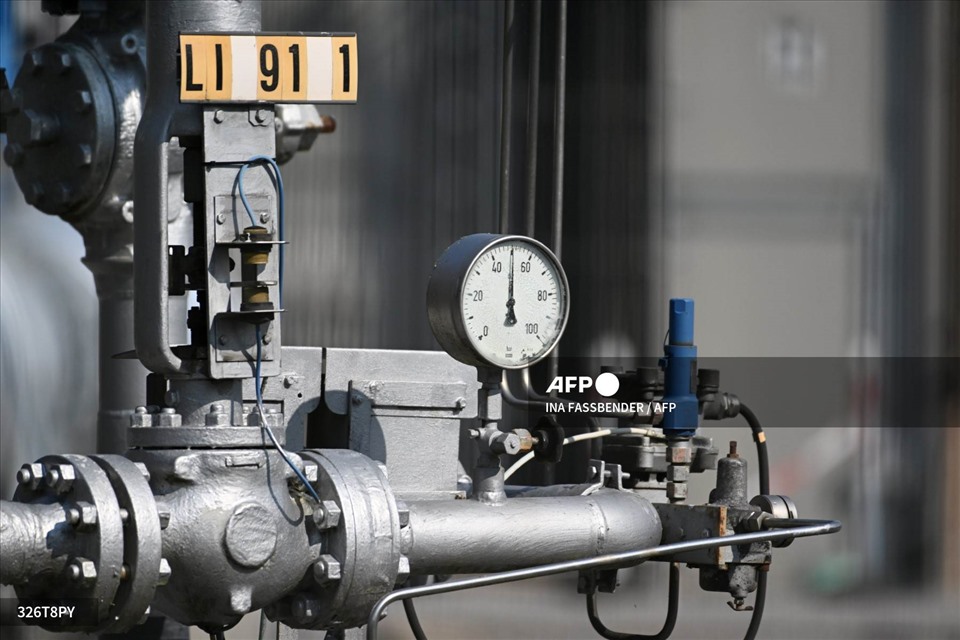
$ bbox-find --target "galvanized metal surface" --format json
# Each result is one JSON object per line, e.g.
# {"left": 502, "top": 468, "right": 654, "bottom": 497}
{"left": 404, "top": 489, "right": 662, "bottom": 575}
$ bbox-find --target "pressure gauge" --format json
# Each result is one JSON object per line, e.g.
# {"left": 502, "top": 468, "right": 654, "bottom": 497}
{"left": 427, "top": 234, "right": 570, "bottom": 370}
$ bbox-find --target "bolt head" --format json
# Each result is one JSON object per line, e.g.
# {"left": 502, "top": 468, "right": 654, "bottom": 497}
{"left": 455, "top": 397, "right": 467, "bottom": 411}
{"left": 69, "top": 558, "right": 97, "bottom": 585}
{"left": 213, "top": 109, "right": 225, "bottom": 123}
{"left": 255, "top": 109, "right": 266, "bottom": 123}
{"left": 396, "top": 501, "right": 410, "bottom": 527}
{"left": 70, "top": 502, "right": 98, "bottom": 529}
{"left": 17, "top": 463, "right": 45, "bottom": 489}
{"left": 76, "top": 144, "right": 93, "bottom": 168}
{"left": 51, "top": 51, "right": 73, "bottom": 75}
{"left": 72, "top": 90, "right": 93, "bottom": 113}
{"left": 259, "top": 211, "right": 270, "bottom": 223}
{"left": 157, "top": 558, "right": 172, "bottom": 585}
{"left": 312, "top": 554, "right": 341, "bottom": 585}
{"left": 46, "top": 464, "right": 76, "bottom": 493}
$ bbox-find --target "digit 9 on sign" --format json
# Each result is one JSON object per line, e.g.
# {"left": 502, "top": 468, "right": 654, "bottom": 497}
{"left": 257, "top": 36, "right": 307, "bottom": 101}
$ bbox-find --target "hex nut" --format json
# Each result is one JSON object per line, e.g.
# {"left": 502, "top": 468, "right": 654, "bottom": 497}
{"left": 156, "top": 409, "right": 182, "bottom": 427}
{"left": 205, "top": 404, "right": 229, "bottom": 426}
{"left": 17, "top": 463, "right": 45, "bottom": 490}
{"left": 666, "top": 465, "right": 690, "bottom": 482}
{"left": 157, "top": 510, "right": 171, "bottom": 530}
{"left": 303, "top": 462, "right": 319, "bottom": 484}
{"left": 666, "top": 482, "right": 688, "bottom": 500}
{"left": 46, "top": 464, "right": 76, "bottom": 493}
{"left": 315, "top": 500, "right": 341, "bottom": 530}
{"left": 157, "top": 558, "right": 172, "bottom": 586}
{"left": 312, "top": 554, "right": 341, "bottom": 585}
{"left": 397, "top": 556, "right": 410, "bottom": 582}
{"left": 69, "top": 558, "right": 97, "bottom": 586}
{"left": 68, "top": 502, "right": 98, "bottom": 530}
{"left": 396, "top": 501, "right": 410, "bottom": 528}
{"left": 130, "top": 407, "right": 153, "bottom": 428}
{"left": 666, "top": 445, "right": 692, "bottom": 465}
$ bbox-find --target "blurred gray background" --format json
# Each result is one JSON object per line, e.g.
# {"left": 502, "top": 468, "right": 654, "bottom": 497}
{"left": 1, "top": 1, "right": 958, "bottom": 639}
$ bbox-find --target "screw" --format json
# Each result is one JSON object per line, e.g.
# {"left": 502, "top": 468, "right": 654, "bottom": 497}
{"left": 213, "top": 109, "right": 225, "bottom": 123}
{"left": 119, "top": 508, "right": 129, "bottom": 524}
{"left": 216, "top": 212, "right": 226, "bottom": 224}
{"left": 728, "top": 441, "right": 739, "bottom": 458}
{"left": 259, "top": 212, "right": 270, "bottom": 223}
{"left": 255, "top": 109, "right": 266, "bottom": 124}
{"left": 455, "top": 397, "right": 467, "bottom": 411}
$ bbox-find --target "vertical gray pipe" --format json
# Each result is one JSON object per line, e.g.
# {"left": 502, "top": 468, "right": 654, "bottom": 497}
{"left": 498, "top": 0, "right": 515, "bottom": 234}
{"left": 547, "top": 0, "right": 567, "bottom": 383}
{"left": 524, "top": 0, "right": 542, "bottom": 238}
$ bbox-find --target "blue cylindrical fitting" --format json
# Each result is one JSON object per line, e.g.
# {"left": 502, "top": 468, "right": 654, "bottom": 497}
{"left": 668, "top": 298, "right": 695, "bottom": 345}
{"left": 662, "top": 298, "right": 698, "bottom": 437}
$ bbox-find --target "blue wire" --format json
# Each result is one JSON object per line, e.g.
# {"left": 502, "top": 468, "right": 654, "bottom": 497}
{"left": 255, "top": 324, "right": 321, "bottom": 504}
{"left": 236, "top": 157, "right": 317, "bottom": 504}
{"left": 236, "top": 155, "right": 285, "bottom": 307}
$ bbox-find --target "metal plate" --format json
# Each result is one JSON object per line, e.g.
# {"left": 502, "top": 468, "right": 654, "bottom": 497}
{"left": 179, "top": 33, "right": 357, "bottom": 103}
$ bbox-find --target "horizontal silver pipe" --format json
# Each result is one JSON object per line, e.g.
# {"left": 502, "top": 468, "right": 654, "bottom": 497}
{"left": 404, "top": 490, "right": 662, "bottom": 575}
{"left": 369, "top": 519, "right": 842, "bottom": 639}
{"left": 0, "top": 500, "right": 69, "bottom": 586}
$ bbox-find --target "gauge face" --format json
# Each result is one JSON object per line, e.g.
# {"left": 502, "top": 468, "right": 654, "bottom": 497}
{"left": 427, "top": 234, "right": 569, "bottom": 370}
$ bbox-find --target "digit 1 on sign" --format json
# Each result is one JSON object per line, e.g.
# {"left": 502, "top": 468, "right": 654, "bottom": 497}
{"left": 331, "top": 35, "right": 357, "bottom": 102}
{"left": 281, "top": 36, "right": 308, "bottom": 101}
{"left": 204, "top": 35, "right": 232, "bottom": 101}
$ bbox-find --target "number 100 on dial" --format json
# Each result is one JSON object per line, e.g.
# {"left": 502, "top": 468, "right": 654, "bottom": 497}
{"left": 179, "top": 33, "right": 357, "bottom": 103}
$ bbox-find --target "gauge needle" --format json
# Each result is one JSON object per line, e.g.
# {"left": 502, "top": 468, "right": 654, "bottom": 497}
{"left": 505, "top": 249, "right": 517, "bottom": 326}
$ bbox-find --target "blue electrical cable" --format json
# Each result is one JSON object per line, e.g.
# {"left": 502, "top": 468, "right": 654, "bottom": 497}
{"left": 235, "top": 156, "right": 319, "bottom": 504}
{"left": 235, "top": 155, "right": 285, "bottom": 307}
{"left": 255, "top": 324, "right": 321, "bottom": 504}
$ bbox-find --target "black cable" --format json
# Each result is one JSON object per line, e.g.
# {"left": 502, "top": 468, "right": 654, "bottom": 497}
{"left": 403, "top": 598, "right": 429, "bottom": 640}
{"left": 737, "top": 402, "right": 769, "bottom": 640}
{"left": 209, "top": 633, "right": 225, "bottom": 640}
{"left": 738, "top": 403, "right": 769, "bottom": 495}
{"left": 585, "top": 562, "right": 680, "bottom": 640}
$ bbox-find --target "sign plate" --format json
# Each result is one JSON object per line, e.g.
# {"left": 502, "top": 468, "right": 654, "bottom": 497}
{"left": 179, "top": 33, "right": 357, "bottom": 103}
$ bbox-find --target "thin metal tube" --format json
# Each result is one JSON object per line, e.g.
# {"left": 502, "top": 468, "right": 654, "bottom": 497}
{"left": 546, "top": 0, "right": 567, "bottom": 385}
{"left": 524, "top": 0, "right": 542, "bottom": 237}
{"left": 498, "top": 0, "right": 516, "bottom": 234}
{"left": 586, "top": 562, "right": 680, "bottom": 640}
{"left": 366, "top": 519, "right": 841, "bottom": 639}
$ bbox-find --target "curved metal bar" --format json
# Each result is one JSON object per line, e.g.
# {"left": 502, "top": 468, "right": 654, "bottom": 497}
{"left": 586, "top": 562, "right": 679, "bottom": 640}
{"left": 366, "top": 519, "right": 841, "bottom": 639}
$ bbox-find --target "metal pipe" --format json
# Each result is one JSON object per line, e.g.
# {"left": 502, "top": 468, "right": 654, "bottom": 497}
{"left": 135, "top": 0, "right": 262, "bottom": 374}
{"left": 0, "top": 500, "right": 70, "bottom": 586}
{"left": 498, "top": 0, "right": 516, "bottom": 234}
{"left": 524, "top": 0, "right": 542, "bottom": 237}
{"left": 367, "top": 519, "right": 842, "bottom": 639}
{"left": 546, "top": 0, "right": 568, "bottom": 384}
{"left": 404, "top": 490, "right": 662, "bottom": 575}
{"left": 586, "top": 562, "right": 680, "bottom": 640}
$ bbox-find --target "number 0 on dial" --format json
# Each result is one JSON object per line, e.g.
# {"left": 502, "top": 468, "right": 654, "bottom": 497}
{"left": 427, "top": 234, "right": 570, "bottom": 370}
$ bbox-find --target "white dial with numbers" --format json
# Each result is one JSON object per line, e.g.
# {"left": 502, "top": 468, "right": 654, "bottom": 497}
{"left": 427, "top": 234, "right": 570, "bottom": 370}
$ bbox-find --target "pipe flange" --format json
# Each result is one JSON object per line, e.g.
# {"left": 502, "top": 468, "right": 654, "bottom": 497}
{"left": 279, "top": 449, "right": 401, "bottom": 630}
{"left": 91, "top": 455, "right": 162, "bottom": 632}
{"left": 12, "top": 454, "right": 124, "bottom": 631}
